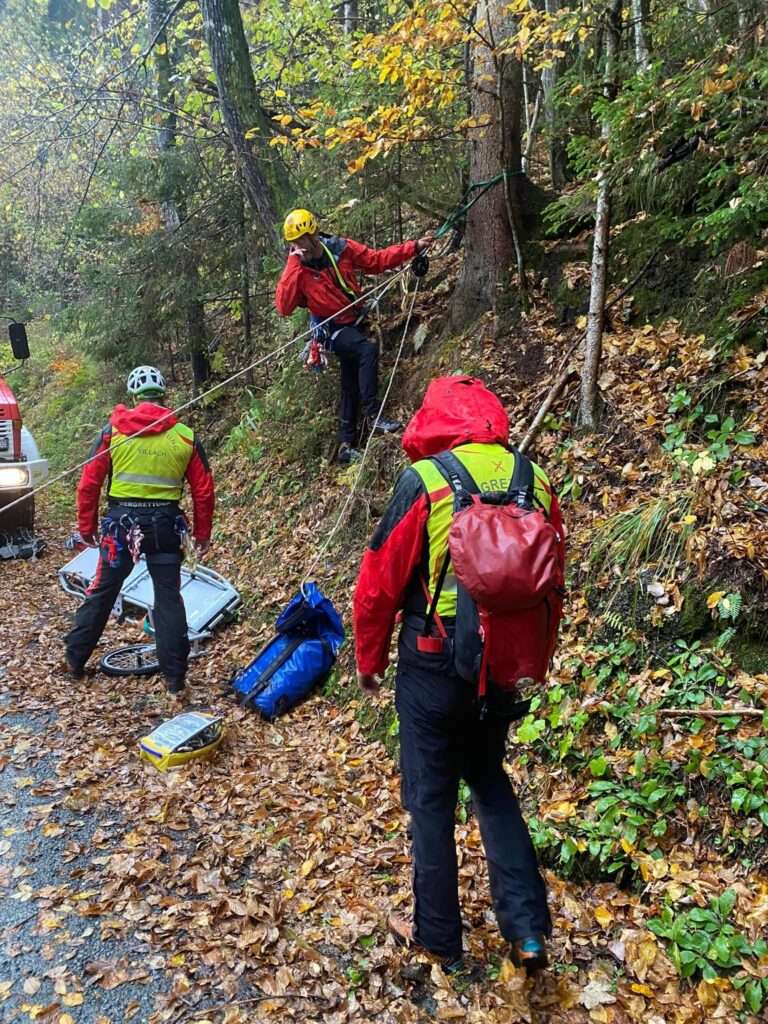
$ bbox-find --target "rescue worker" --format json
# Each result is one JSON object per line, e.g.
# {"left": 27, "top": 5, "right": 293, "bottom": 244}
{"left": 64, "top": 365, "right": 214, "bottom": 694}
{"left": 274, "top": 209, "right": 432, "bottom": 464}
{"left": 353, "top": 376, "right": 565, "bottom": 972}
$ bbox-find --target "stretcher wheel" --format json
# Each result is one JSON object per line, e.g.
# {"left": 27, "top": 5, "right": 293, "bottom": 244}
{"left": 100, "top": 644, "right": 160, "bottom": 677}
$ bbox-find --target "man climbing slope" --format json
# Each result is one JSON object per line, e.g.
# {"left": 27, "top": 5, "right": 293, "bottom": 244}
{"left": 64, "top": 365, "right": 215, "bottom": 694}
{"left": 353, "top": 376, "right": 565, "bottom": 972}
{"left": 274, "top": 208, "right": 432, "bottom": 464}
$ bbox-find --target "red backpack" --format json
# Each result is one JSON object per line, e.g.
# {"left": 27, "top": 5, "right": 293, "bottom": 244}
{"left": 419, "top": 449, "right": 564, "bottom": 709}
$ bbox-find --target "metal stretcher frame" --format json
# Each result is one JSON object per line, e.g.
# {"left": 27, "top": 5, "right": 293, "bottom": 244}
{"left": 58, "top": 546, "right": 241, "bottom": 642}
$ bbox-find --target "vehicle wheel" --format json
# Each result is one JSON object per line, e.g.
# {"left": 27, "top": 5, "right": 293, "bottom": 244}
{"left": 100, "top": 644, "right": 160, "bottom": 677}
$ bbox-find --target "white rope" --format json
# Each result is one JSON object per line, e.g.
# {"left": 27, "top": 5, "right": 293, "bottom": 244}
{"left": 302, "top": 275, "right": 421, "bottom": 587}
{"left": 1, "top": 261, "right": 416, "bottom": 518}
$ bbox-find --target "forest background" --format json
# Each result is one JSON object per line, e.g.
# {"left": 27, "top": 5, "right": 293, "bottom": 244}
{"left": 1, "top": 0, "right": 768, "bottom": 1021}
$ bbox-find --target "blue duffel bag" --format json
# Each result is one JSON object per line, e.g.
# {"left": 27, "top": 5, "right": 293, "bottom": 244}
{"left": 232, "top": 583, "right": 344, "bottom": 719}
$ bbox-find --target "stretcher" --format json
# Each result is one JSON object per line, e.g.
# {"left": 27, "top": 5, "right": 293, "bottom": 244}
{"left": 58, "top": 545, "right": 241, "bottom": 676}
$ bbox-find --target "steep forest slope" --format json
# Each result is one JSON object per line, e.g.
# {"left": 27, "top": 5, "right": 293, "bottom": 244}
{"left": 2, "top": 0, "right": 768, "bottom": 1021}
{"left": 3, "top": 242, "right": 767, "bottom": 1022}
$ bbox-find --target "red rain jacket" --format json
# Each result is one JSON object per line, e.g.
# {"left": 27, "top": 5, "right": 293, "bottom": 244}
{"left": 77, "top": 403, "right": 215, "bottom": 543}
{"left": 274, "top": 235, "right": 418, "bottom": 324}
{"left": 353, "top": 376, "right": 565, "bottom": 676}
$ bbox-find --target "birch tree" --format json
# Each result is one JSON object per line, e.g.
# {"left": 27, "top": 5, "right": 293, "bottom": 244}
{"left": 579, "top": 0, "right": 622, "bottom": 432}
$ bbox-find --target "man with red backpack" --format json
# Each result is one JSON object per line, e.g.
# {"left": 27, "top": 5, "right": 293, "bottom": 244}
{"left": 353, "top": 376, "right": 565, "bottom": 972}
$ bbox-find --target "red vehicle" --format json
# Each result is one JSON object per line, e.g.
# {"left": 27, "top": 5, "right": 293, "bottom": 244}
{"left": 0, "top": 322, "right": 48, "bottom": 548}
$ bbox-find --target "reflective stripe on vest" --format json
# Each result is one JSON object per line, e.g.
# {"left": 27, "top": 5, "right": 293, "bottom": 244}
{"left": 108, "top": 422, "right": 194, "bottom": 502}
{"left": 411, "top": 443, "right": 554, "bottom": 618}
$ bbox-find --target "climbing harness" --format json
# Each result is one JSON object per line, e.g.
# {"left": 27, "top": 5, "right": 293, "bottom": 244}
{"left": 99, "top": 519, "right": 123, "bottom": 568}
{"left": 121, "top": 515, "right": 144, "bottom": 564}
{"left": 302, "top": 337, "right": 329, "bottom": 373}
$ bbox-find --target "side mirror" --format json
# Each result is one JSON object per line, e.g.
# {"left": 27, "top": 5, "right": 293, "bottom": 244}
{"left": 8, "top": 322, "right": 29, "bottom": 361}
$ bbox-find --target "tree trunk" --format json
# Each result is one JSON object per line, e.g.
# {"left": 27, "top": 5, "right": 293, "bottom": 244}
{"left": 450, "top": 0, "right": 526, "bottom": 333}
{"left": 631, "top": 0, "right": 650, "bottom": 69}
{"left": 199, "top": 0, "right": 288, "bottom": 247}
{"left": 579, "top": 0, "right": 622, "bottom": 432}
{"left": 343, "top": 0, "right": 357, "bottom": 34}
{"left": 149, "top": 0, "right": 210, "bottom": 387}
{"left": 542, "top": 0, "right": 568, "bottom": 189}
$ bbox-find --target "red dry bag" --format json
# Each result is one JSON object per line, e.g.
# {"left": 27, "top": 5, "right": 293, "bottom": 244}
{"left": 421, "top": 449, "right": 564, "bottom": 706}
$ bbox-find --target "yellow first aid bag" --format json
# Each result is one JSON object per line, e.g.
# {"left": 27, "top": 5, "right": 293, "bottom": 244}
{"left": 139, "top": 712, "right": 224, "bottom": 772}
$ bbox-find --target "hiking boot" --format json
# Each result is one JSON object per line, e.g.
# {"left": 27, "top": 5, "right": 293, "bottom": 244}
{"left": 510, "top": 935, "right": 548, "bottom": 975}
{"left": 64, "top": 652, "right": 85, "bottom": 680}
{"left": 337, "top": 442, "right": 362, "bottom": 465}
{"left": 165, "top": 676, "right": 186, "bottom": 695}
{"left": 370, "top": 416, "right": 402, "bottom": 434}
{"left": 388, "top": 914, "right": 463, "bottom": 972}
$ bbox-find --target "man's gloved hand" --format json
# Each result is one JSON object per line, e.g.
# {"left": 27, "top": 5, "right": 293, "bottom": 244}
{"left": 288, "top": 243, "right": 304, "bottom": 259}
{"left": 357, "top": 671, "right": 382, "bottom": 695}
{"left": 195, "top": 539, "right": 210, "bottom": 556}
{"left": 83, "top": 534, "right": 99, "bottom": 548}
{"left": 416, "top": 233, "right": 435, "bottom": 253}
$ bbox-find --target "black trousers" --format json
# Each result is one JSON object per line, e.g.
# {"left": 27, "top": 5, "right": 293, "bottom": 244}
{"left": 395, "top": 636, "right": 551, "bottom": 960}
{"left": 330, "top": 325, "right": 379, "bottom": 444}
{"left": 65, "top": 505, "right": 190, "bottom": 681}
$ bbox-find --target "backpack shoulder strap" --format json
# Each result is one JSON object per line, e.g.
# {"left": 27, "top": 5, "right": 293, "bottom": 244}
{"left": 506, "top": 447, "right": 535, "bottom": 508}
{"left": 431, "top": 450, "right": 480, "bottom": 495}
{"left": 419, "top": 452, "right": 477, "bottom": 639}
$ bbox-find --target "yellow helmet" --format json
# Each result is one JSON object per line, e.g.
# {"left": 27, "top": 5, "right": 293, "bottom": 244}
{"left": 283, "top": 208, "right": 318, "bottom": 242}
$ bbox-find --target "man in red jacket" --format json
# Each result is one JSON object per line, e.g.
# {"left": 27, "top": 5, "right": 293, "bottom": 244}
{"left": 353, "top": 376, "right": 565, "bottom": 972}
{"left": 64, "top": 365, "right": 215, "bottom": 694}
{"left": 275, "top": 208, "right": 432, "bottom": 464}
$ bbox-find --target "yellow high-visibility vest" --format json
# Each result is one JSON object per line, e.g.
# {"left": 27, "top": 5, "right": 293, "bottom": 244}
{"left": 108, "top": 422, "right": 194, "bottom": 501}
{"left": 411, "top": 443, "right": 554, "bottom": 617}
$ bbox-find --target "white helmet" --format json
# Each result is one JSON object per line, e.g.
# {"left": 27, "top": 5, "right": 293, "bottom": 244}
{"left": 127, "top": 365, "right": 166, "bottom": 398}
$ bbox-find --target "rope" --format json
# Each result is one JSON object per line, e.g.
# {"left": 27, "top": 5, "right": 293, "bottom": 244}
{"left": 0, "top": 262, "right": 416, "bottom": 519}
{"left": 434, "top": 171, "right": 508, "bottom": 238}
{"left": 302, "top": 275, "right": 421, "bottom": 588}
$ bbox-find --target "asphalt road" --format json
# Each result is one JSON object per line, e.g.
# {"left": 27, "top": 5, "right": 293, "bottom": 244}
{"left": 0, "top": 682, "right": 163, "bottom": 1023}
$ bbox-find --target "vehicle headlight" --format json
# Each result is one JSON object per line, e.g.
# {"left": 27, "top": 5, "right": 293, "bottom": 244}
{"left": 0, "top": 465, "right": 29, "bottom": 488}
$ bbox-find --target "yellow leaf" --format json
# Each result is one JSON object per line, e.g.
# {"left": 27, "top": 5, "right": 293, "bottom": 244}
{"left": 631, "top": 983, "right": 654, "bottom": 997}
{"left": 683, "top": 514, "right": 697, "bottom": 524}
{"left": 170, "top": 954, "right": 186, "bottom": 967}
{"left": 63, "top": 993, "right": 84, "bottom": 1007}
{"left": 274, "top": 89, "right": 286, "bottom": 98}
{"left": 300, "top": 859, "right": 315, "bottom": 878}
{"left": 707, "top": 591, "right": 725, "bottom": 609}
{"left": 570, "top": 83, "right": 584, "bottom": 96}
{"left": 0, "top": 980, "right": 13, "bottom": 999}
{"left": 594, "top": 905, "right": 614, "bottom": 928}
{"left": 498, "top": 957, "right": 525, "bottom": 983}
{"left": 544, "top": 800, "right": 577, "bottom": 821}
{"left": 59, "top": 1016, "right": 76, "bottom": 1024}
